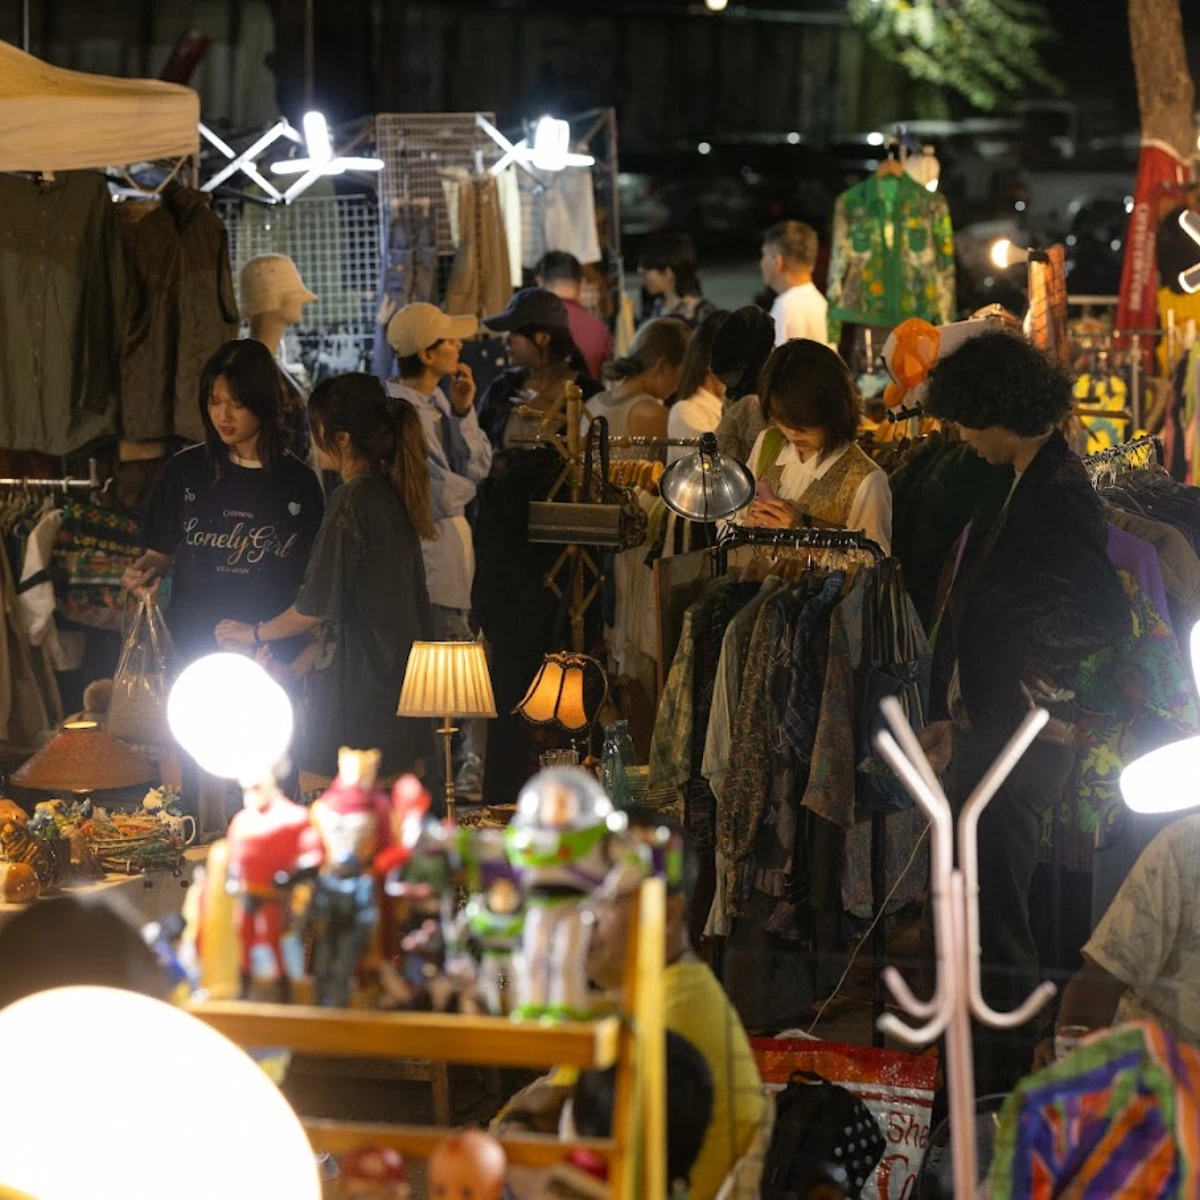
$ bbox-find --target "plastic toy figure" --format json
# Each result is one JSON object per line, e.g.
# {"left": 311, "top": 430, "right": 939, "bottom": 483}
{"left": 339, "top": 1145, "right": 411, "bottom": 1199}
{"left": 429, "top": 1131, "right": 506, "bottom": 1200}
{"left": 302, "top": 748, "right": 394, "bottom": 1008}
{"left": 225, "top": 780, "right": 310, "bottom": 1000}
{"left": 505, "top": 768, "right": 626, "bottom": 1020}
{"left": 449, "top": 828, "right": 524, "bottom": 1016}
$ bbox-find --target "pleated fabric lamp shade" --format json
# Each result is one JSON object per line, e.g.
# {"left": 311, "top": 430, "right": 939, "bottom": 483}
{"left": 12, "top": 721, "right": 155, "bottom": 793}
{"left": 397, "top": 642, "right": 498, "bottom": 720}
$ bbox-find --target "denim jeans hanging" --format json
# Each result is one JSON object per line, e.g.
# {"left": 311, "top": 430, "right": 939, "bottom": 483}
{"left": 372, "top": 200, "right": 438, "bottom": 381}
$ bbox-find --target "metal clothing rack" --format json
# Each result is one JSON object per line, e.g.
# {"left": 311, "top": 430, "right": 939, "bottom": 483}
{"left": 1081, "top": 433, "right": 1163, "bottom": 483}
{"left": 715, "top": 524, "right": 886, "bottom": 575}
{"left": 0, "top": 459, "right": 106, "bottom": 493}
{"left": 712, "top": 521, "right": 892, "bottom": 1046}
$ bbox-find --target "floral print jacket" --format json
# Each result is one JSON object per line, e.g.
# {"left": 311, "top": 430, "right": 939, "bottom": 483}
{"left": 826, "top": 173, "right": 956, "bottom": 339}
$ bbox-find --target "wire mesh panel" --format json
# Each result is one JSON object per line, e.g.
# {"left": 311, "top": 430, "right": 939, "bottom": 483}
{"left": 375, "top": 112, "right": 501, "bottom": 256}
{"left": 216, "top": 193, "right": 379, "bottom": 377}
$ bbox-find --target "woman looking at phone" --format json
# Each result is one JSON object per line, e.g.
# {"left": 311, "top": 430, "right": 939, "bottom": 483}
{"left": 743, "top": 339, "right": 891, "bottom": 554}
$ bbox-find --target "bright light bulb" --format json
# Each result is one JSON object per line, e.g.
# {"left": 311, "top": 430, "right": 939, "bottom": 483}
{"left": 787, "top": 131, "right": 801, "bottom": 145}
{"left": 168, "top": 653, "right": 293, "bottom": 784}
{"left": 0, "top": 988, "right": 320, "bottom": 1200}
{"left": 990, "top": 238, "right": 1014, "bottom": 270}
{"left": 867, "top": 131, "right": 885, "bottom": 147}
{"left": 705, "top": 0, "right": 729, "bottom": 10}
{"left": 532, "top": 116, "right": 571, "bottom": 172}
{"left": 1121, "top": 736, "right": 1200, "bottom": 814}
{"left": 302, "top": 110, "right": 332, "bottom": 164}
{"left": 698, "top": 141, "right": 712, "bottom": 156}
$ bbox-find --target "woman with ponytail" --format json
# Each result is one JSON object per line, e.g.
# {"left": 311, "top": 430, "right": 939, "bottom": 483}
{"left": 216, "top": 373, "right": 434, "bottom": 786}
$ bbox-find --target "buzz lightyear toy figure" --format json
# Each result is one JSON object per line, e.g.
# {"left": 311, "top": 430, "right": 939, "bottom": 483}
{"left": 506, "top": 767, "right": 642, "bottom": 1020}
{"left": 449, "top": 828, "right": 524, "bottom": 1016}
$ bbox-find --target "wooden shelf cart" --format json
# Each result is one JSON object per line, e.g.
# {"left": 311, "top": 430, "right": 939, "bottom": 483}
{"left": 190, "top": 878, "right": 667, "bottom": 1199}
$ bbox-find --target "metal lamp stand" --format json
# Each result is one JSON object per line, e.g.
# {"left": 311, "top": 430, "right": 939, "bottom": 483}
{"left": 872, "top": 696, "right": 1059, "bottom": 1196}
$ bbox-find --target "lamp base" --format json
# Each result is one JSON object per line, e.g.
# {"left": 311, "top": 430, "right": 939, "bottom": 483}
{"left": 438, "top": 717, "right": 459, "bottom": 824}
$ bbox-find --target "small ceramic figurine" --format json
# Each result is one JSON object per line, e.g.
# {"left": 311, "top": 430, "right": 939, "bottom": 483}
{"left": 505, "top": 768, "right": 625, "bottom": 1020}
{"left": 225, "top": 781, "right": 311, "bottom": 1000}
{"left": 428, "top": 1130, "right": 506, "bottom": 1200}
{"left": 302, "top": 748, "right": 394, "bottom": 1008}
{"left": 338, "top": 1145, "right": 411, "bottom": 1199}
{"left": 450, "top": 828, "right": 524, "bottom": 1016}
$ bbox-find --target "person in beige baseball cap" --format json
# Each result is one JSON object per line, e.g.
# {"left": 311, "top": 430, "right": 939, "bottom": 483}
{"left": 386, "top": 301, "right": 491, "bottom": 793}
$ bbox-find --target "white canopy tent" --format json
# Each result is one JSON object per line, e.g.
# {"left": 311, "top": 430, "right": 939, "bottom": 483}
{"left": 0, "top": 39, "right": 199, "bottom": 172}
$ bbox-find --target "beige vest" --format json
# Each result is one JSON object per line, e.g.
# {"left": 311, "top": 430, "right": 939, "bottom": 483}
{"left": 758, "top": 435, "right": 878, "bottom": 530}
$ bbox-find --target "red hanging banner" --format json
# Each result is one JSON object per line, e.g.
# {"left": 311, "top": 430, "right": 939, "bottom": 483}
{"left": 1116, "top": 139, "right": 1191, "bottom": 371}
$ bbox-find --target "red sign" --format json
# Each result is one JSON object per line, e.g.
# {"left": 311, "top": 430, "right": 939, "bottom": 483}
{"left": 1116, "top": 140, "right": 1191, "bottom": 371}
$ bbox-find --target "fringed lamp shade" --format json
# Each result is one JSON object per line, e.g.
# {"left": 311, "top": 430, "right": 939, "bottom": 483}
{"left": 397, "top": 642, "right": 498, "bottom": 720}
{"left": 514, "top": 652, "right": 600, "bottom": 731}
{"left": 12, "top": 721, "right": 155, "bottom": 792}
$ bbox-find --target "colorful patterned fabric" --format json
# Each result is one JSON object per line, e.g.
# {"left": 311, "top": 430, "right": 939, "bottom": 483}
{"left": 1049, "top": 572, "right": 1200, "bottom": 872}
{"left": 53, "top": 499, "right": 142, "bottom": 632}
{"left": 988, "top": 1021, "right": 1200, "bottom": 1200}
{"left": 825, "top": 173, "right": 955, "bottom": 341}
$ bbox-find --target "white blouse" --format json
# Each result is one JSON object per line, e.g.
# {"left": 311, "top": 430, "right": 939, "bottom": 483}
{"left": 746, "top": 431, "right": 893, "bottom": 555}
{"left": 666, "top": 388, "right": 724, "bottom": 464}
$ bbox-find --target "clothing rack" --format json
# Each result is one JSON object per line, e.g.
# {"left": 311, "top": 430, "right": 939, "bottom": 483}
{"left": 713, "top": 521, "right": 891, "bottom": 1046}
{"left": 0, "top": 458, "right": 105, "bottom": 492}
{"left": 715, "top": 524, "right": 885, "bottom": 575}
{"left": 1081, "top": 433, "right": 1163, "bottom": 482}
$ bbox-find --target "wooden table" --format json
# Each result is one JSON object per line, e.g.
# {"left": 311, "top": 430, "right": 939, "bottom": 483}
{"left": 0, "top": 846, "right": 207, "bottom": 930}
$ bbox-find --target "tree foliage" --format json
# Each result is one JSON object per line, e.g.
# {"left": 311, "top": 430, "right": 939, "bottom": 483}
{"left": 847, "top": 0, "right": 1062, "bottom": 111}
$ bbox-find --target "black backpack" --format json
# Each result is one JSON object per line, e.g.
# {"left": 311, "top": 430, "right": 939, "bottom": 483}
{"left": 761, "top": 1070, "right": 886, "bottom": 1200}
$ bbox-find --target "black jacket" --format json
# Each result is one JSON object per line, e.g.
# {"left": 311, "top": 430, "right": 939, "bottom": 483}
{"left": 934, "top": 431, "right": 1130, "bottom": 741}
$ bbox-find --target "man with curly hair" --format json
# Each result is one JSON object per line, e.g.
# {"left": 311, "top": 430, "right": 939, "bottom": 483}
{"left": 919, "top": 330, "right": 1130, "bottom": 1092}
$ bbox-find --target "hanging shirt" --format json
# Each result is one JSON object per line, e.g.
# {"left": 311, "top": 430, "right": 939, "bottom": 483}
{"left": 562, "top": 297, "right": 613, "bottom": 380}
{"left": 769, "top": 281, "right": 829, "bottom": 347}
{"left": 387, "top": 380, "right": 492, "bottom": 611}
{"left": 142, "top": 445, "right": 324, "bottom": 664}
{"left": 667, "top": 388, "right": 724, "bottom": 464}
{"left": 0, "top": 170, "right": 133, "bottom": 454}
{"left": 746, "top": 430, "right": 893, "bottom": 554}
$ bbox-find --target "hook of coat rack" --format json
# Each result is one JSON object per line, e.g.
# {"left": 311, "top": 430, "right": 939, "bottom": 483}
{"left": 869, "top": 695, "right": 1057, "bottom": 1199}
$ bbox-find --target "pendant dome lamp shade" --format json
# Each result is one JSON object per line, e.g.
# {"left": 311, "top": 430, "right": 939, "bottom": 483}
{"left": 659, "top": 432, "right": 755, "bottom": 522}
{"left": 12, "top": 721, "right": 154, "bottom": 793}
{"left": 1120, "top": 621, "right": 1200, "bottom": 814}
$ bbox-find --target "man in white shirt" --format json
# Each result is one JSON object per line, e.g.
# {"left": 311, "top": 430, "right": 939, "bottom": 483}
{"left": 387, "top": 303, "right": 493, "bottom": 784}
{"left": 759, "top": 220, "right": 828, "bottom": 348}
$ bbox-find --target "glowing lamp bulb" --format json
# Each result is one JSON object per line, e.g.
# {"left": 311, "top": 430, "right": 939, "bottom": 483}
{"left": 302, "top": 110, "right": 332, "bottom": 164}
{"left": 0, "top": 987, "right": 320, "bottom": 1200}
{"left": 168, "top": 653, "right": 293, "bottom": 784}
{"left": 532, "top": 116, "right": 571, "bottom": 172}
{"left": 990, "top": 238, "right": 1014, "bottom": 270}
{"left": 705, "top": 0, "right": 729, "bottom": 9}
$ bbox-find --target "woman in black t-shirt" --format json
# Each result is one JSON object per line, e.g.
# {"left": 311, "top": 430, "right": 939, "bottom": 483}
{"left": 216, "top": 374, "right": 435, "bottom": 786}
{"left": 124, "top": 340, "right": 324, "bottom": 667}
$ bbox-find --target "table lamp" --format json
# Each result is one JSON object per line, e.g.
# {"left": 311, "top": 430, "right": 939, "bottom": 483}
{"left": 398, "top": 641, "right": 497, "bottom": 823}
{"left": 658, "top": 431, "right": 754, "bottom": 522}
{"left": 12, "top": 720, "right": 155, "bottom": 795}
{"left": 0, "top": 986, "right": 320, "bottom": 1200}
{"left": 514, "top": 651, "right": 608, "bottom": 765}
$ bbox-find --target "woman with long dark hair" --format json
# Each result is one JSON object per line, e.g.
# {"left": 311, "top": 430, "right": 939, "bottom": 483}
{"left": 216, "top": 373, "right": 434, "bottom": 785}
{"left": 124, "top": 339, "right": 324, "bottom": 667}
{"left": 476, "top": 289, "right": 601, "bottom": 450}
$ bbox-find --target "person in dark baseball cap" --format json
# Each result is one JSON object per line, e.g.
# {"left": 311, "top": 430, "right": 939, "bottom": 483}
{"left": 483, "top": 287, "right": 572, "bottom": 333}
{"left": 477, "top": 288, "right": 597, "bottom": 449}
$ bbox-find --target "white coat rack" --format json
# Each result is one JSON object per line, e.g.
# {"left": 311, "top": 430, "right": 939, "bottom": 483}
{"left": 872, "top": 696, "right": 1057, "bottom": 1195}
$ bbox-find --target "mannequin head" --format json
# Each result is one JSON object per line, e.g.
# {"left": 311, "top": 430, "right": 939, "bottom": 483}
{"left": 240, "top": 255, "right": 316, "bottom": 353}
